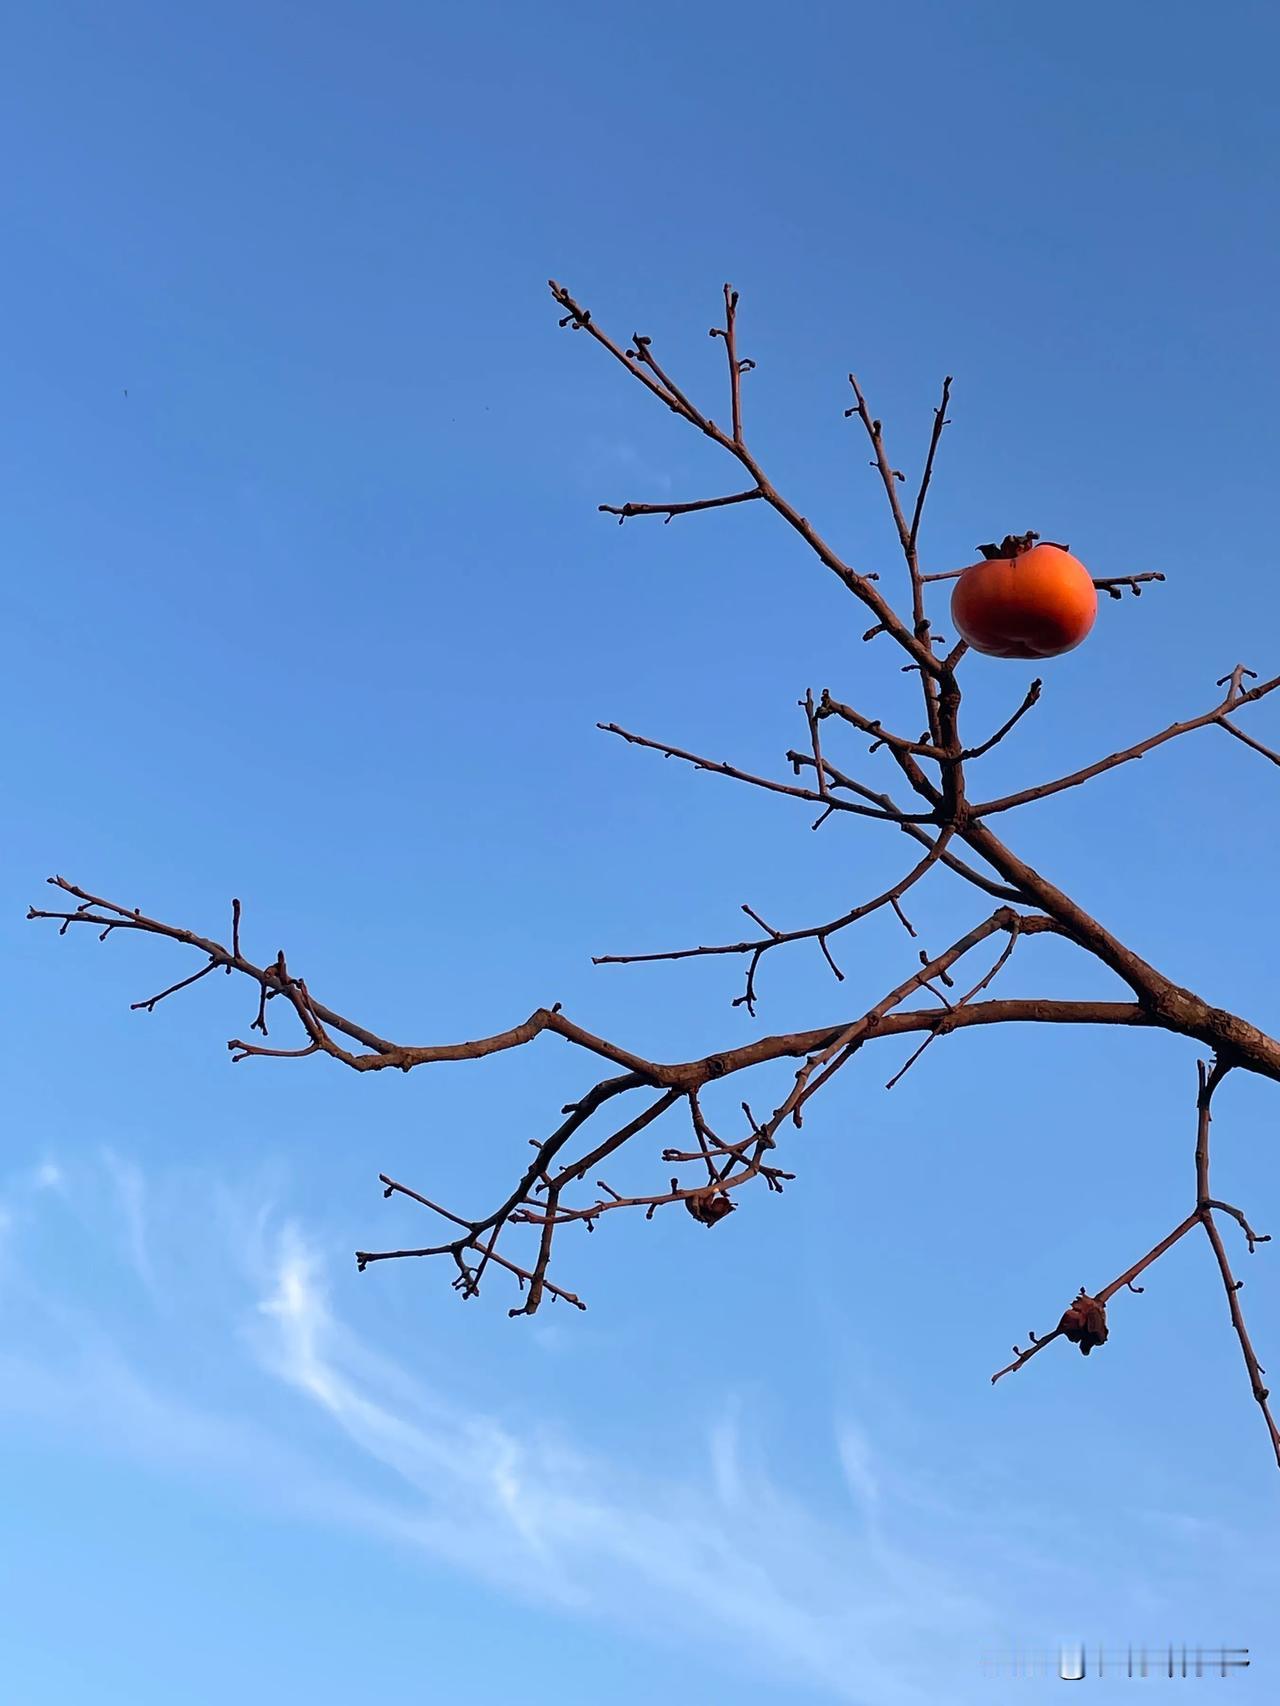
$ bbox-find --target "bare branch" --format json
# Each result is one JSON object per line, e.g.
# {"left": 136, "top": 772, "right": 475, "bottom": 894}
{"left": 1192, "top": 1062, "right": 1280, "bottom": 1466}
{"left": 907, "top": 376, "right": 953, "bottom": 559}
{"left": 549, "top": 280, "right": 941, "bottom": 676}
{"left": 844, "top": 373, "right": 946, "bottom": 744}
{"left": 28, "top": 880, "right": 1164, "bottom": 1097}
{"left": 883, "top": 916, "right": 1024, "bottom": 1091}
{"left": 801, "top": 688, "right": 829, "bottom": 800}
{"left": 960, "top": 679, "right": 1043, "bottom": 762}
{"left": 1093, "top": 571, "right": 1167, "bottom": 600}
{"left": 593, "top": 834, "right": 954, "bottom": 1014}
{"left": 28, "top": 280, "right": 1280, "bottom": 1466}
{"left": 1200, "top": 1209, "right": 1280, "bottom": 1466}
{"left": 131, "top": 960, "right": 219, "bottom": 1013}
{"left": 973, "top": 669, "right": 1280, "bottom": 817}
{"left": 845, "top": 374, "right": 912, "bottom": 553}
{"left": 991, "top": 1212, "right": 1204, "bottom": 1385}
{"left": 814, "top": 690, "right": 946, "bottom": 761}
{"left": 708, "top": 282, "right": 748, "bottom": 445}
{"left": 1205, "top": 1200, "right": 1272, "bottom": 1254}
{"left": 599, "top": 488, "right": 762, "bottom": 525}
{"left": 993, "top": 1060, "right": 1279, "bottom": 1465}
{"left": 920, "top": 569, "right": 1167, "bottom": 600}
{"left": 765, "top": 909, "right": 1049, "bottom": 1134}
{"left": 357, "top": 1177, "right": 587, "bottom": 1311}
{"left": 597, "top": 722, "right": 935, "bottom": 822}
{"left": 1219, "top": 718, "right": 1280, "bottom": 768}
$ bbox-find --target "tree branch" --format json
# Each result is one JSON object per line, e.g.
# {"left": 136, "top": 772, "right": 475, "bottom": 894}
{"left": 592, "top": 833, "right": 955, "bottom": 1015}
{"left": 28, "top": 277, "right": 1280, "bottom": 1470}
{"left": 549, "top": 280, "right": 941, "bottom": 677}
{"left": 844, "top": 372, "right": 950, "bottom": 744}
{"left": 992, "top": 1060, "right": 1279, "bottom": 1467}
{"left": 598, "top": 488, "right": 762, "bottom": 525}
{"left": 973, "top": 667, "right": 1280, "bottom": 818}
{"left": 597, "top": 721, "right": 936, "bottom": 822}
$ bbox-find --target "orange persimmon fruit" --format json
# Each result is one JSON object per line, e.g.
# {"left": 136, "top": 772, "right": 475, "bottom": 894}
{"left": 950, "top": 537, "right": 1097, "bottom": 659}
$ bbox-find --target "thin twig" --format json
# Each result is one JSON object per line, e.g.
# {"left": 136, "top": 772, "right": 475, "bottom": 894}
{"left": 599, "top": 488, "right": 762, "bottom": 525}
{"left": 973, "top": 669, "right": 1280, "bottom": 817}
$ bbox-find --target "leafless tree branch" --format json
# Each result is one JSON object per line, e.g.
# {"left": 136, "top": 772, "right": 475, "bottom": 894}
{"left": 598, "top": 488, "right": 762, "bottom": 525}
{"left": 27, "top": 276, "right": 1280, "bottom": 1469}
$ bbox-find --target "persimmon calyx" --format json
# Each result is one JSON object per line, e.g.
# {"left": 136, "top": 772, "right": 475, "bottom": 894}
{"left": 977, "top": 531, "right": 1069, "bottom": 561}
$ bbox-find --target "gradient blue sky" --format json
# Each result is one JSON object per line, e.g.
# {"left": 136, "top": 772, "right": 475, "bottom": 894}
{"left": 4, "top": 3, "right": 1280, "bottom": 1701}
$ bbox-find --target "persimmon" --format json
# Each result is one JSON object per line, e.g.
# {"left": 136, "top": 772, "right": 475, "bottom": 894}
{"left": 950, "top": 533, "right": 1097, "bottom": 659}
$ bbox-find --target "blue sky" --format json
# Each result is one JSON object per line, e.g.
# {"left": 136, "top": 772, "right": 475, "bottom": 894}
{"left": 4, "top": 1, "right": 1280, "bottom": 1700}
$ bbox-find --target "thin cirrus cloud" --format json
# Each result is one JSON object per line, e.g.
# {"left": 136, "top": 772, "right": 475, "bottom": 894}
{"left": 576, "top": 436, "right": 676, "bottom": 497}
{"left": 0, "top": 1152, "right": 1038, "bottom": 1706}
{"left": 33, "top": 1161, "right": 65, "bottom": 1192}
{"left": 99, "top": 1145, "right": 156, "bottom": 1293}
{"left": 243, "top": 1221, "right": 992, "bottom": 1702}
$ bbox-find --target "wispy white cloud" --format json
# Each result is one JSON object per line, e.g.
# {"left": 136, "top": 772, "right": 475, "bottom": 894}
{"left": 32, "top": 1161, "right": 65, "bottom": 1193}
{"left": 1137, "top": 1508, "right": 1234, "bottom": 1543}
{"left": 0, "top": 1158, "right": 67, "bottom": 1247}
{"left": 0, "top": 1153, "right": 1050, "bottom": 1705}
{"left": 709, "top": 1401, "right": 744, "bottom": 1508}
{"left": 240, "top": 1221, "right": 992, "bottom": 1703}
{"left": 837, "top": 1423, "right": 880, "bottom": 1520}
{"left": 577, "top": 436, "right": 676, "bottom": 496}
{"left": 99, "top": 1146, "right": 155, "bottom": 1293}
